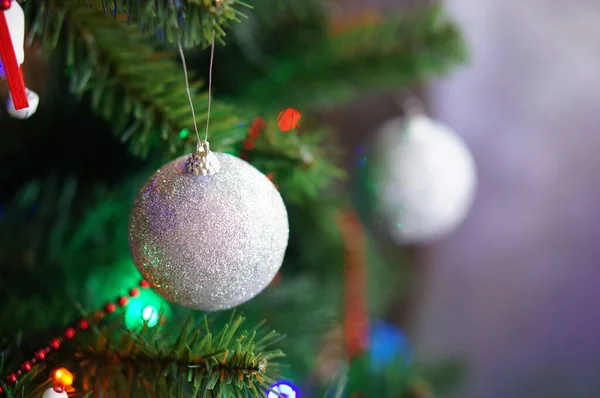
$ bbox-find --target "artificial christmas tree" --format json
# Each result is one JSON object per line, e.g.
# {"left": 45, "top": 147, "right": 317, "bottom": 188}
{"left": 0, "top": 0, "right": 466, "bottom": 396}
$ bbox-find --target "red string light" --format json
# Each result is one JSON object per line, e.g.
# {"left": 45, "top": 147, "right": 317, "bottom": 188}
{"left": 0, "top": 279, "right": 151, "bottom": 396}
{"left": 276, "top": 108, "right": 301, "bottom": 132}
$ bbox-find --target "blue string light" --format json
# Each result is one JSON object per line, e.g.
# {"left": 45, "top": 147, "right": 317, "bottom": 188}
{"left": 267, "top": 381, "right": 299, "bottom": 398}
{"left": 370, "top": 322, "right": 411, "bottom": 369}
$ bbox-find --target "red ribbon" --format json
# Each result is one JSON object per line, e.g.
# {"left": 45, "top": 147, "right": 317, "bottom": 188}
{"left": 0, "top": 5, "right": 28, "bottom": 110}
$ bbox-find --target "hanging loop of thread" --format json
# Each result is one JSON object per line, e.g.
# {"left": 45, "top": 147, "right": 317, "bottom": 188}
{"left": 180, "top": 32, "right": 221, "bottom": 176}
{"left": 177, "top": 30, "right": 216, "bottom": 145}
{"left": 177, "top": 40, "right": 200, "bottom": 143}
{"left": 205, "top": 30, "right": 215, "bottom": 142}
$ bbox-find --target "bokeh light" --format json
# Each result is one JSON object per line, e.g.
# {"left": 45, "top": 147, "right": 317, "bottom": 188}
{"left": 267, "top": 381, "right": 299, "bottom": 398}
{"left": 370, "top": 321, "right": 411, "bottom": 369}
{"left": 124, "top": 288, "right": 170, "bottom": 331}
{"left": 142, "top": 305, "right": 159, "bottom": 327}
{"left": 53, "top": 368, "right": 74, "bottom": 386}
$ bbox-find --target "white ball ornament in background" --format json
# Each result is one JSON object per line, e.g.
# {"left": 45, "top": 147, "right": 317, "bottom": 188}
{"left": 128, "top": 141, "right": 289, "bottom": 311}
{"left": 372, "top": 113, "right": 477, "bottom": 244}
{"left": 0, "top": 0, "right": 39, "bottom": 119}
{"left": 42, "top": 385, "right": 68, "bottom": 398}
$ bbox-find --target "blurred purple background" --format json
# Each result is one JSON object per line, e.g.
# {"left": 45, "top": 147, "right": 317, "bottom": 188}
{"left": 335, "top": 0, "right": 600, "bottom": 396}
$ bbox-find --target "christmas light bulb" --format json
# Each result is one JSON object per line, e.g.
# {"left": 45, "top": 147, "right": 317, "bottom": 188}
{"left": 53, "top": 368, "right": 73, "bottom": 386}
{"left": 268, "top": 381, "right": 298, "bottom": 398}
{"left": 277, "top": 108, "right": 301, "bottom": 132}
{"left": 142, "top": 305, "right": 159, "bottom": 327}
{"left": 123, "top": 280, "right": 170, "bottom": 331}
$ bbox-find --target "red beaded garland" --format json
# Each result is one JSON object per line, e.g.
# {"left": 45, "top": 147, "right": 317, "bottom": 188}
{"left": 0, "top": 0, "right": 11, "bottom": 11}
{"left": 49, "top": 338, "right": 61, "bottom": 350}
{"left": 78, "top": 319, "right": 89, "bottom": 330}
{"left": 1, "top": 280, "right": 145, "bottom": 388}
{"left": 243, "top": 138, "right": 255, "bottom": 151}
{"left": 64, "top": 328, "right": 75, "bottom": 339}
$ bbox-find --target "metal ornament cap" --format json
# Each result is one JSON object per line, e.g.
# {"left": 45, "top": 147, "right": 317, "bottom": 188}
{"left": 186, "top": 140, "right": 221, "bottom": 176}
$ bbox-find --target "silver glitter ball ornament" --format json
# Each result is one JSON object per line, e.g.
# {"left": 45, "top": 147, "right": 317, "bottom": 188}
{"left": 129, "top": 148, "right": 289, "bottom": 311}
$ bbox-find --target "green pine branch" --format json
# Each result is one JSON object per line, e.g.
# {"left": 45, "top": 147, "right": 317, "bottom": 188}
{"left": 27, "top": 0, "right": 249, "bottom": 48}
{"left": 242, "top": 119, "right": 345, "bottom": 203}
{"left": 1, "top": 314, "right": 284, "bottom": 397}
{"left": 117, "top": 0, "right": 251, "bottom": 47}
{"left": 238, "top": 5, "right": 467, "bottom": 110}
{"left": 23, "top": 0, "right": 345, "bottom": 202}
{"left": 25, "top": 0, "right": 246, "bottom": 158}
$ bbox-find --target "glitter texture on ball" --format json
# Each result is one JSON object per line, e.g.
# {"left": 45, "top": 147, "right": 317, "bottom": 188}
{"left": 129, "top": 152, "right": 289, "bottom": 311}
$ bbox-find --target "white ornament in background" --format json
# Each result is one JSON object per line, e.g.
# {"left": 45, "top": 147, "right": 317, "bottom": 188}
{"left": 0, "top": 1, "right": 39, "bottom": 119}
{"left": 42, "top": 386, "right": 68, "bottom": 398}
{"left": 374, "top": 114, "right": 477, "bottom": 244}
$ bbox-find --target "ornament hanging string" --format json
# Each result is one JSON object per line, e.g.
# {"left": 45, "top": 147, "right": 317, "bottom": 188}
{"left": 177, "top": 30, "right": 215, "bottom": 143}
{"left": 205, "top": 30, "right": 215, "bottom": 142}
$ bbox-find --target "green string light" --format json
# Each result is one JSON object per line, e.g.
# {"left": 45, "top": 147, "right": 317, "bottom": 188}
{"left": 124, "top": 287, "right": 170, "bottom": 331}
{"left": 142, "top": 305, "right": 159, "bottom": 327}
